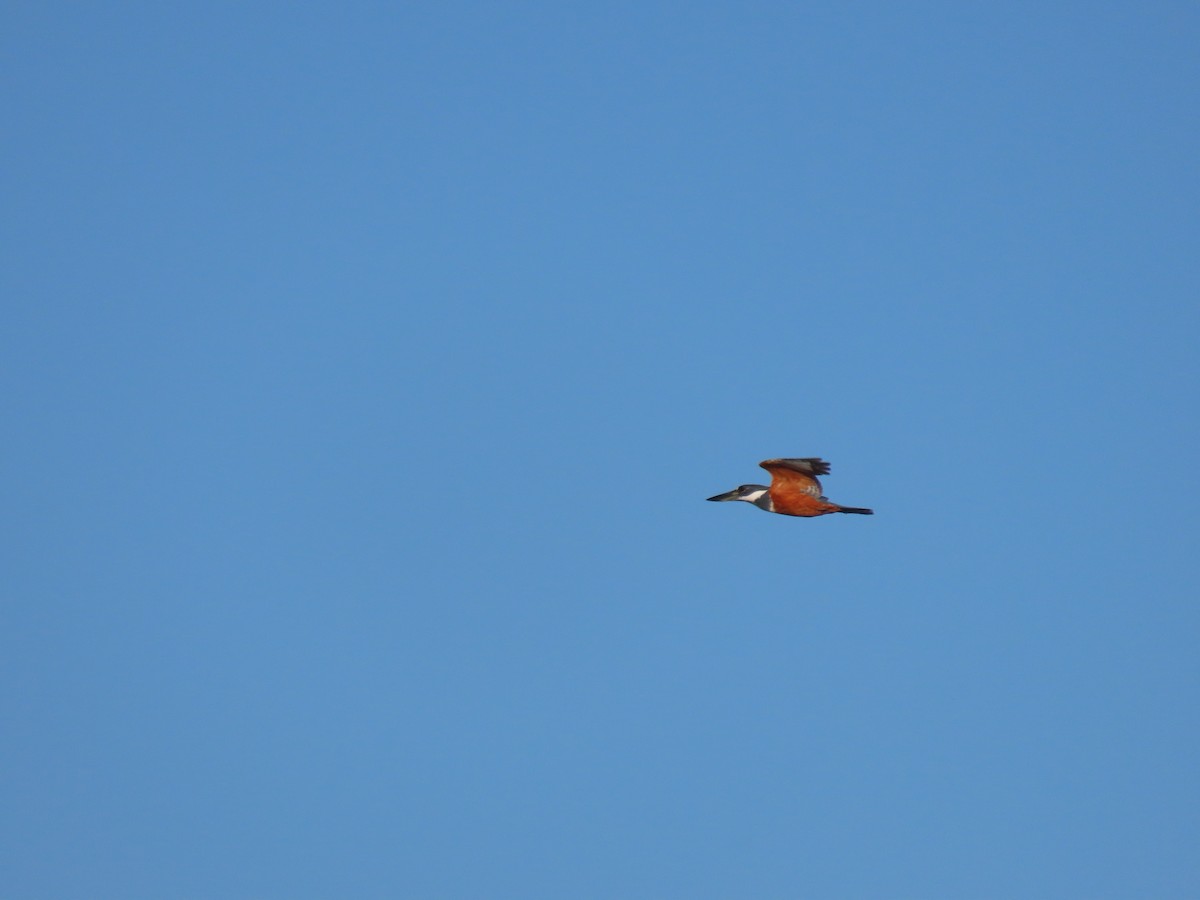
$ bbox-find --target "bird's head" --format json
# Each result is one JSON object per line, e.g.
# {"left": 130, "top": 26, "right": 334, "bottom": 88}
{"left": 706, "top": 484, "right": 772, "bottom": 508}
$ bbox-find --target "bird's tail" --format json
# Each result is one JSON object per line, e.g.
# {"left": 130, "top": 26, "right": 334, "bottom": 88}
{"left": 836, "top": 506, "right": 874, "bottom": 515}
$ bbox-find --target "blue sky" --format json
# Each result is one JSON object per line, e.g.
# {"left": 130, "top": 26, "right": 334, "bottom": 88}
{"left": 4, "top": 2, "right": 1198, "bottom": 897}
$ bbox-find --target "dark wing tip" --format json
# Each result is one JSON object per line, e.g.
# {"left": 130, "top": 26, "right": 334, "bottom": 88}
{"left": 759, "top": 457, "right": 831, "bottom": 476}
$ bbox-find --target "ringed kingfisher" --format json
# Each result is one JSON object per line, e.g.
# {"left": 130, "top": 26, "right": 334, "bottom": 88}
{"left": 707, "top": 457, "right": 874, "bottom": 517}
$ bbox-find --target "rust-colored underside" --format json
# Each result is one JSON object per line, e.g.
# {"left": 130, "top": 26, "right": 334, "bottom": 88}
{"left": 770, "top": 489, "right": 843, "bottom": 517}
{"left": 760, "top": 458, "right": 841, "bottom": 517}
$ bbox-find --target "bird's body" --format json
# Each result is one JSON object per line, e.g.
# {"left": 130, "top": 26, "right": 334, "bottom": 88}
{"left": 707, "top": 457, "right": 873, "bottom": 517}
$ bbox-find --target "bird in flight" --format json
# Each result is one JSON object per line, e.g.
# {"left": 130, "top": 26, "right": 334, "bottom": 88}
{"left": 707, "top": 457, "right": 873, "bottom": 517}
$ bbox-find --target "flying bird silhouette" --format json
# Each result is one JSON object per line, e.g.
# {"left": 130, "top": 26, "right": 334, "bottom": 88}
{"left": 707, "top": 457, "right": 873, "bottom": 517}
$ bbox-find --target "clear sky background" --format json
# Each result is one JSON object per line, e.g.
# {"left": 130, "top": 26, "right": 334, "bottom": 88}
{"left": 4, "top": 3, "right": 1198, "bottom": 898}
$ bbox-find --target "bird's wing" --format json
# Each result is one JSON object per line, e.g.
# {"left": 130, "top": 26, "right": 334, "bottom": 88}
{"left": 759, "top": 458, "right": 828, "bottom": 498}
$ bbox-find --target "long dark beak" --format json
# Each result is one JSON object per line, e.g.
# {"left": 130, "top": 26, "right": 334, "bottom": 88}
{"left": 706, "top": 489, "right": 740, "bottom": 502}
